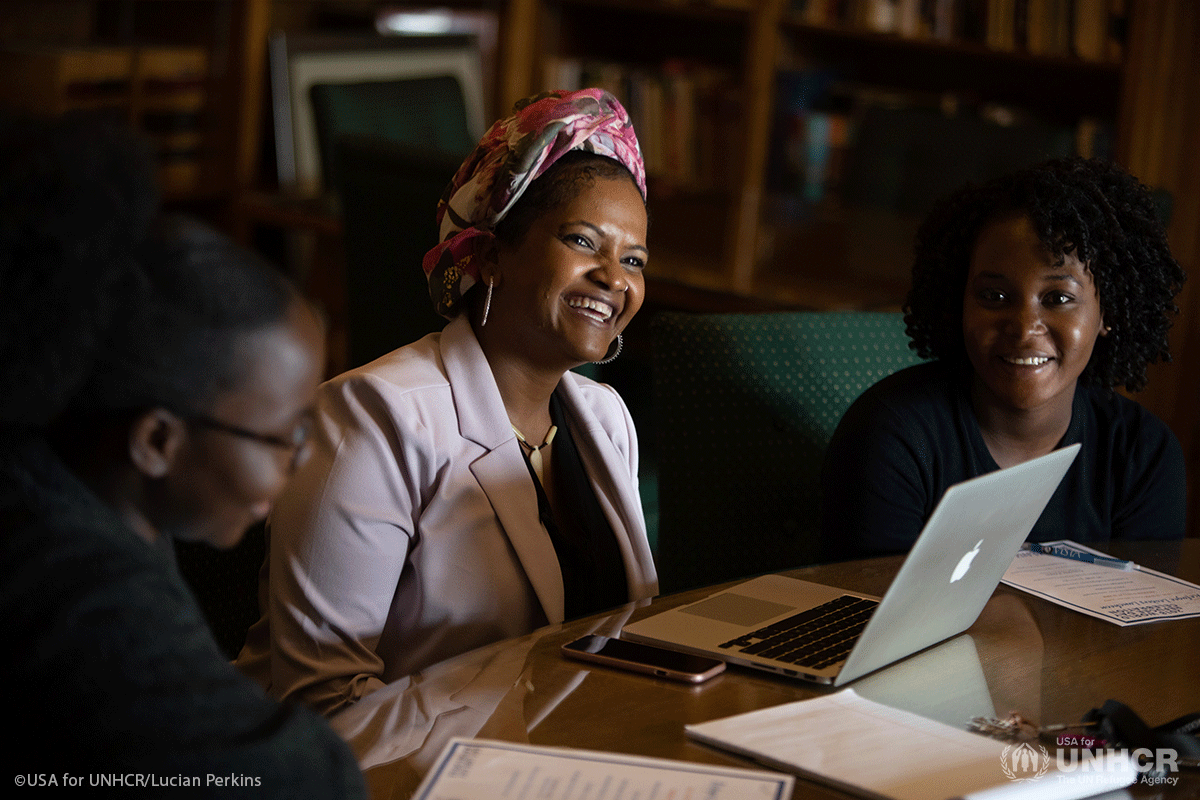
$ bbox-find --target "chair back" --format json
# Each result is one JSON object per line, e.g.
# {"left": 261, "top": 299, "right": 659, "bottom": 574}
{"left": 332, "top": 134, "right": 459, "bottom": 367}
{"left": 651, "top": 310, "right": 922, "bottom": 592}
{"left": 310, "top": 73, "right": 476, "bottom": 195}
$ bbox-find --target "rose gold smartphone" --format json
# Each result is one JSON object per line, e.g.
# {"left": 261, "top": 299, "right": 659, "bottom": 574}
{"left": 561, "top": 634, "right": 726, "bottom": 683}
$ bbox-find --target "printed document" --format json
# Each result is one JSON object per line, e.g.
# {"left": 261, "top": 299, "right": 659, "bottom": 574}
{"left": 686, "top": 690, "right": 1136, "bottom": 800}
{"left": 412, "top": 737, "right": 793, "bottom": 799}
{"left": 1001, "top": 540, "right": 1200, "bottom": 625}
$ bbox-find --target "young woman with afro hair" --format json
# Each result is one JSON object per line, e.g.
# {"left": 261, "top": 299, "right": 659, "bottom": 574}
{"left": 821, "top": 156, "right": 1186, "bottom": 560}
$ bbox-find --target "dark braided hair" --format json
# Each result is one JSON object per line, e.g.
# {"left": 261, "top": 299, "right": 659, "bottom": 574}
{"left": 904, "top": 156, "right": 1185, "bottom": 393}
{"left": 77, "top": 214, "right": 299, "bottom": 419}
{"left": 0, "top": 111, "right": 158, "bottom": 431}
{"left": 1, "top": 113, "right": 301, "bottom": 447}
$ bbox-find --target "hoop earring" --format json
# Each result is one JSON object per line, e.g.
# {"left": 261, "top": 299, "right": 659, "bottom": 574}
{"left": 593, "top": 333, "right": 623, "bottom": 365}
{"left": 481, "top": 276, "right": 494, "bottom": 327}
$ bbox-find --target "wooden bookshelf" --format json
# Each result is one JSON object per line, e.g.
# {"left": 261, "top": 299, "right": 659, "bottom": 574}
{"left": 497, "top": 0, "right": 1144, "bottom": 313}
{"left": 0, "top": 0, "right": 269, "bottom": 209}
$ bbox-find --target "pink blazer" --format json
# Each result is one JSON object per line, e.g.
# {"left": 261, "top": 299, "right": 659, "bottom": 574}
{"left": 238, "top": 315, "right": 658, "bottom": 715}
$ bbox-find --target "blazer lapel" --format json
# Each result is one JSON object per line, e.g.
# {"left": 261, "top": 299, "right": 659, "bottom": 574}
{"left": 440, "top": 317, "right": 566, "bottom": 624}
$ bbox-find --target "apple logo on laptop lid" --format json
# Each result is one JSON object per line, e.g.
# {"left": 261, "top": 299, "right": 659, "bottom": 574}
{"left": 951, "top": 539, "right": 984, "bottom": 583}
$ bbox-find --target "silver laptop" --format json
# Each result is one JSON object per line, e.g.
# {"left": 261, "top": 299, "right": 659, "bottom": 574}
{"left": 623, "top": 444, "right": 1080, "bottom": 686}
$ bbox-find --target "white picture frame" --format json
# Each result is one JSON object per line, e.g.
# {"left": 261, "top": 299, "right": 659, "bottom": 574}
{"left": 269, "top": 32, "right": 486, "bottom": 195}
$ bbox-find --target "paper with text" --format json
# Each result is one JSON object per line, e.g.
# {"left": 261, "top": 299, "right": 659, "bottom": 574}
{"left": 1001, "top": 540, "right": 1200, "bottom": 625}
{"left": 685, "top": 690, "right": 1136, "bottom": 800}
{"left": 412, "top": 737, "right": 793, "bottom": 800}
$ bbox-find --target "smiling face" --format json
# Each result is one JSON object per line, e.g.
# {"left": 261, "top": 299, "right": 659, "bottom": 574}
{"left": 962, "top": 213, "right": 1106, "bottom": 419}
{"left": 489, "top": 171, "right": 648, "bottom": 368}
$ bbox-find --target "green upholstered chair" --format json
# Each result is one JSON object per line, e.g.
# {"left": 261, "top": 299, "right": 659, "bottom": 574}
{"left": 332, "top": 134, "right": 461, "bottom": 368}
{"left": 650, "top": 310, "right": 923, "bottom": 593}
{"left": 307, "top": 69, "right": 477, "bottom": 366}
{"left": 309, "top": 73, "right": 476, "bottom": 196}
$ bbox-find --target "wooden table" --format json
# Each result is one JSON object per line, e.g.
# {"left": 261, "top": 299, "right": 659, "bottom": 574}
{"left": 330, "top": 540, "right": 1200, "bottom": 799}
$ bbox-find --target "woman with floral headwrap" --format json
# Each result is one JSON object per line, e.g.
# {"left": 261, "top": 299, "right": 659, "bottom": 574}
{"left": 238, "top": 90, "right": 658, "bottom": 716}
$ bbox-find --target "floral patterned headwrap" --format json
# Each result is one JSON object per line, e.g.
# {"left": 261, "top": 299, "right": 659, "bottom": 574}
{"left": 422, "top": 88, "right": 646, "bottom": 318}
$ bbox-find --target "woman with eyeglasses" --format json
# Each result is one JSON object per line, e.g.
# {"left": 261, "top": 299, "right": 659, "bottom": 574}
{"left": 0, "top": 113, "right": 364, "bottom": 794}
{"left": 238, "top": 89, "right": 658, "bottom": 715}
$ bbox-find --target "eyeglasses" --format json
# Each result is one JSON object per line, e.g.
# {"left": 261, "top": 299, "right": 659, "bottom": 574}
{"left": 187, "top": 412, "right": 313, "bottom": 469}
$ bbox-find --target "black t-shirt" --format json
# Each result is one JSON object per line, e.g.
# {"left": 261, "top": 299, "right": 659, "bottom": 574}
{"left": 820, "top": 361, "right": 1186, "bottom": 560}
{"left": 0, "top": 437, "right": 366, "bottom": 795}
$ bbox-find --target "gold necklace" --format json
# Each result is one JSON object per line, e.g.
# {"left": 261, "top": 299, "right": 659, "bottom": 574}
{"left": 511, "top": 423, "right": 557, "bottom": 483}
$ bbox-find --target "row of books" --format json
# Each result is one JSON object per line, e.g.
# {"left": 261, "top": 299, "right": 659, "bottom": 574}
{"left": 0, "top": 43, "right": 210, "bottom": 196}
{"left": 768, "top": 69, "right": 1115, "bottom": 214}
{"left": 543, "top": 57, "right": 744, "bottom": 192}
{"left": 793, "top": 0, "right": 1125, "bottom": 62}
{"left": 544, "top": 53, "right": 1116, "bottom": 212}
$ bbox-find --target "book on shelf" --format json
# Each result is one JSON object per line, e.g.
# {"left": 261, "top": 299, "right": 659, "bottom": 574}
{"left": 842, "top": 100, "right": 1077, "bottom": 213}
{"left": 542, "top": 55, "right": 740, "bottom": 193}
{"left": 1104, "top": 0, "right": 1126, "bottom": 61}
{"left": 1019, "top": 0, "right": 1124, "bottom": 60}
{"left": 135, "top": 46, "right": 207, "bottom": 104}
{"left": 0, "top": 43, "right": 210, "bottom": 196}
{"left": 1074, "top": 116, "right": 1114, "bottom": 160}
{"left": 767, "top": 74, "right": 1107, "bottom": 223}
{"left": 855, "top": 0, "right": 903, "bottom": 33}
{"left": 659, "top": 60, "right": 699, "bottom": 186}
{"left": 985, "top": 0, "right": 1017, "bottom": 51}
{"left": 796, "top": 0, "right": 961, "bottom": 40}
{"left": 768, "top": 68, "right": 852, "bottom": 208}
{"left": 1024, "top": 0, "right": 1071, "bottom": 57}
{"left": 791, "top": 0, "right": 1124, "bottom": 62}
{"left": 0, "top": 44, "right": 133, "bottom": 114}
{"left": 134, "top": 46, "right": 210, "bottom": 196}
{"left": 1071, "top": 0, "right": 1109, "bottom": 61}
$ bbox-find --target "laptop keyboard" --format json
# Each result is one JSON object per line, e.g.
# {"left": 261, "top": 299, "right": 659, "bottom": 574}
{"left": 718, "top": 594, "right": 879, "bottom": 671}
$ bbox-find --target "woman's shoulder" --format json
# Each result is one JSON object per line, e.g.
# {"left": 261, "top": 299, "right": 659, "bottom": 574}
{"left": 3, "top": 456, "right": 219, "bottom": 715}
{"left": 1078, "top": 386, "right": 1181, "bottom": 451}
{"left": 828, "top": 360, "right": 972, "bottom": 474}
{"left": 561, "top": 370, "right": 630, "bottom": 417}
{"left": 3, "top": 508, "right": 362, "bottom": 790}
{"left": 3, "top": 487, "right": 201, "bottom": 653}
{"left": 313, "top": 323, "right": 502, "bottom": 457}
{"left": 327, "top": 331, "right": 449, "bottom": 395}
{"left": 558, "top": 372, "right": 638, "bottom": 453}
{"left": 1, "top": 440, "right": 170, "bottom": 585}
{"left": 317, "top": 332, "right": 462, "bottom": 433}
{"left": 846, "top": 360, "right": 959, "bottom": 419}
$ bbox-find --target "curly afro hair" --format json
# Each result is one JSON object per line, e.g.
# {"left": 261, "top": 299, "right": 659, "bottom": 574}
{"left": 904, "top": 156, "right": 1185, "bottom": 393}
